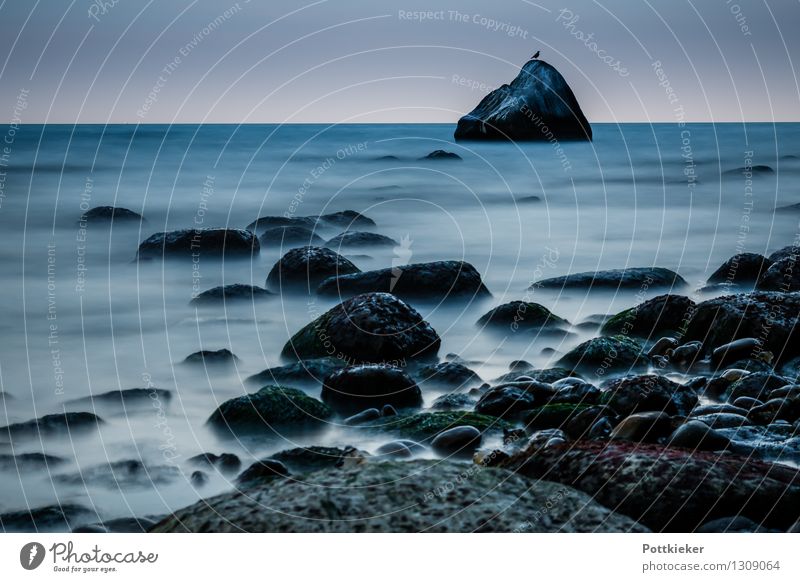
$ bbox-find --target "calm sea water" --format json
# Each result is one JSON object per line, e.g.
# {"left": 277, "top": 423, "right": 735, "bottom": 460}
{"left": 1, "top": 122, "right": 799, "bottom": 527}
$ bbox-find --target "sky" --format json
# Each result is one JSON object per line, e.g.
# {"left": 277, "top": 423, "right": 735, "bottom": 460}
{"left": 0, "top": 0, "right": 798, "bottom": 124}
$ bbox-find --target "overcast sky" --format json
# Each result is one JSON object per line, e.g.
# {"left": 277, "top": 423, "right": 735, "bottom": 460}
{"left": 1, "top": 0, "right": 798, "bottom": 123}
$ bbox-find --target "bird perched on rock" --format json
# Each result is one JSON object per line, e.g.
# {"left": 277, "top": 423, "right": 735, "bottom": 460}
{"left": 531, "top": 50, "right": 540, "bottom": 59}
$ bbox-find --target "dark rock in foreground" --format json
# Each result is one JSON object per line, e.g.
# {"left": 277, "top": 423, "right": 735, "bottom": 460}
{"left": 190, "top": 284, "right": 273, "bottom": 305}
{"left": 321, "top": 365, "right": 422, "bottom": 414}
{"left": 684, "top": 291, "right": 800, "bottom": 362}
{"left": 281, "top": 293, "right": 440, "bottom": 363}
{"left": 150, "top": 460, "right": 645, "bottom": 532}
{"left": 455, "top": 59, "right": 591, "bottom": 142}
{"left": 207, "top": 386, "right": 332, "bottom": 435}
{"left": 1, "top": 412, "right": 103, "bottom": 439}
{"left": 497, "top": 440, "right": 800, "bottom": 532}
{"left": 137, "top": 228, "right": 259, "bottom": 260}
{"left": 532, "top": 267, "right": 686, "bottom": 290}
{"left": 317, "top": 260, "right": 491, "bottom": 302}
{"left": 81, "top": 206, "right": 145, "bottom": 224}
{"left": 757, "top": 257, "right": 800, "bottom": 292}
{"left": 266, "top": 246, "right": 360, "bottom": 292}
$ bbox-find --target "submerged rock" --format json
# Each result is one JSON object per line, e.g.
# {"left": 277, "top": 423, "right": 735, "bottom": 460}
{"left": 454, "top": 59, "right": 591, "bottom": 142}
{"left": 266, "top": 246, "right": 360, "bottom": 292}
{"left": 317, "top": 260, "right": 491, "bottom": 302}
{"left": 281, "top": 292, "right": 440, "bottom": 363}
{"left": 151, "top": 460, "right": 645, "bottom": 532}
{"left": 361, "top": 411, "right": 510, "bottom": 441}
{"left": 317, "top": 210, "right": 376, "bottom": 229}
{"left": 0, "top": 452, "right": 66, "bottom": 471}
{"left": 137, "top": 228, "right": 259, "bottom": 260}
{"left": 188, "top": 452, "right": 241, "bottom": 474}
{"left": 498, "top": 440, "right": 800, "bottom": 531}
{"left": 477, "top": 301, "right": 568, "bottom": 330}
{"left": 190, "top": 284, "right": 273, "bottom": 305}
{"left": 601, "top": 294, "right": 696, "bottom": 337}
{"left": 55, "top": 459, "right": 180, "bottom": 488}
{"left": 207, "top": 386, "right": 332, "bottom": 435}
{"left": 321, "top": 365, "right": 422, "bottom": 414}
{"left": 325, "top": 232, "right": 398, "bottom": 248}
{"left": 81, "top": 206, "right": 145, "bottom": 224}
{"left": 245, "top": 358, "right": 345, "bottom": 386}
{"left": 66, "top": 388, "right": 171, "bottom": 410}
{"left": 1, "top": 412, "right": 103, "bottom": 439}
{"left": 247, "top": 215, "right": 318, "bottom": 233}
{"left": 183, "top": 348, "right": 239, "bottom": 366}
{"left": 419, "top": 150, "right": 462, "bottom": 160}
{"left": 532, "top": 267, "right": 686, "bottom": 290}
{"left": 270, "top": 446, "right": 364, "bottom": 474}
{"left": 415, "top": 362, "right": 482, "bottom": 388}
{"left": 1, "top": 503, "right": 97, "bottom": 532}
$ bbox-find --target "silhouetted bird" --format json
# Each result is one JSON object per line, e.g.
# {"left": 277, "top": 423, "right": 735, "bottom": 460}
{"left": 532, "top": 51, "right": 540, "bottom": 59}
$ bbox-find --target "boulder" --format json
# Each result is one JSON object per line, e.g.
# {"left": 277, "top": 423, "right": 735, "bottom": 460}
{"left": 431, "top": 393, "right": 478, "bottom": 411}
{"left": 419, "top": 150, "right": 462, "bottom": 160}
{"left": 668, "top": 420, "right": 732, "bottom": 451}
{"left": 266, "top": 246, "right": 360, "bottom": 292}
{"left": 725, "top": 372, "right": 792, "bottom": 401}
{"left": 757, "top": 257, "right": 800, "bottom": 292}
{"left": 557, "top": 335, "right": 648, "bottom": 374}
{"left": 190, "top": 284, "right": 273, "bottom": 305}
{"left": 684, "top": 292, "right": 800, "bottom": 362}
{"left": 325, "top": 232, "right": 398, "bottom": 248}
{"left": 601, "top": 374, "right": 697, "bottom": 416}
{"left": 475, "top": 385, "right": 538, "bottom": 418}
{"left": 454, "top": 59, "right": 591, "bottom": 142}
{"left": 768, "top": 245, "right": 799, "bottom": 263}
{"left": 610, "top": 411, "right": 674, "bottom": 443}
{"left": 207, "top": 386, "right": 332, "bottom": 434}
{"left": 321, "top": 365, "right": 422, "bottom": 414}
{"left": 269, "top": 446, "right": 365, "bottom": 474}
{"left": 150, "top": 460, "right": 647, "bottom": 532}
{"left": 361, "top": 411, "right": 511, "bottom": 441}
{"left": 532, "top": 267, "right": 686, "bottom": 290}
{"left": 1, "top": 412, "right": 103, "bottom": 440}
{"left": 281, "top": 293, "right": 440, "bottom": 363}
{"left": 137, "top": 228, "right": 259, "bottom": 260}
{"left": 183, "top": 348, "right": 238, "bottom": 366}
{"left": 430, "top": 426, "right": 481, "bottom": 456}
{"left": 477, "top": 301, "right": 568, "bottom": 330}
{"left": 246, "top": 215, "right": 318, "bottom": 233}
{"left": 81, "top": 206, "right": 144, "bottom": 224}
{"left": 707, "top": 253, "right": 773, "bottom": 285}
{"left": 601, "top": 294, "right": 696, "bottom": 337}
{"left": 497, "top": 440, "right": 800, "bottom": 531}
{"left": 317, "top": 260, "right": 491, "bottom": 302}
{"left": 317, "top": 210, "right": 375, "bottom": 229}
{"left": 188, "top": 452, "right": 241, "bottom": 474}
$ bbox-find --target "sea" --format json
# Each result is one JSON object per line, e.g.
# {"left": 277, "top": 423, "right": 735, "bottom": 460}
{"left": 0, "top": 122, "right": 799, "bottom": 528}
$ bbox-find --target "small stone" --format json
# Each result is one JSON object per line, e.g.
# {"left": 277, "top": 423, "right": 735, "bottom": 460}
{"left": 431, "top": 426, "right": 482, "bottom": 456}
{"left": 190, "top": 470, "right": 208, "bottom": 486}
{"left": 344, "top": 408, "right": 381, "bottom": 426}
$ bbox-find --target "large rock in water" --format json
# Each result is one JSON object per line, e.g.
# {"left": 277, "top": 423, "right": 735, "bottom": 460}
{"left": 150, "top": 460, "right": 646, "bottom": 532}
{"left": 601, "top": 294, "right": 696, "bottom": 337}
{"left": 532, "top": 267, "right": 686, "bottom": 290}
{"left": 454, "top": 59, "right": 591, "bottom": 141}
{"left": 684, "top": 292, "right": 800, "bottom": 362}
{"left": 497, "top": 441, "right": 800, "bottom": 532}
{"left": 137, "top": 228, "right": 259, "bottom": 260}
{"left": 266, "top": 246, "right": 360, "bottom": 292}
{"left": 321, "top": 365, "right": 422, "bottom": 413}
{"left": 281, "top": 292, "right": 440, "bottom": 363}
{"left": 316, "top": 260, "right": 491, "bottom": 302}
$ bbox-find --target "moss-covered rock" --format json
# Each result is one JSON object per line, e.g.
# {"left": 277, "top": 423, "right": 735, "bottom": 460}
{"left": 477, "top": 301, "right": 568, "bottom": 330}
{"left": 601, "top": 294, "right": 695, "bottom": 337}
{"left": 557, "top": 335, "right": 648, "bottom": 374}
{"left": 207, "top": 386, "right": 332, "bottom": 434}
{"left": 281, "top": 292, "right": 440, "bottom": 364}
